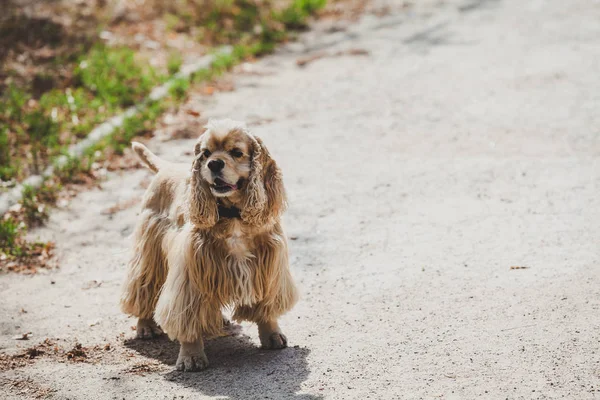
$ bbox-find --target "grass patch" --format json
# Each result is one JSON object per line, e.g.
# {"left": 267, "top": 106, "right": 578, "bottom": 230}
{"left": 279, "top": 0, "right": 327, "bottom": 29}
{"left": 1, "top": 180, "right": 62, "bottom": 271}
{"left": 0, "top": 217, "right": 21, "bottom": 256}
{"left": 169, "top": 78, "right": 190, "bottom": 101}
{"left": 167, "top": 52, "right": 184, "bottom": 75}
{"left": 155, "top": 0, "right": 326, "bottom": 47}
{"left": 21, "top": 185, "right": 50, "bottom": 226}
{"left": 0, "top": 44, "right": 164, "bottom": 183}
{"left": 0, "top": 126, "right": 17, "bottom": 181}
{"left": 75, "top": 46, "right": 161, "bottom": 108}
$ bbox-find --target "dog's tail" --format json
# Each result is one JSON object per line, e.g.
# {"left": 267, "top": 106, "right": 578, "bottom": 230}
{"left": 131, "top": 142, "right": 164, "bottom": 173}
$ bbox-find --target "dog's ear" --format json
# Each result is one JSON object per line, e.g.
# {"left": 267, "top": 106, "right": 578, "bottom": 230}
{"left": 188, "top": 138, "right": 218, "bottom": 229}
{"left": 242, "top": 136, "right": 287, "bottom": 226}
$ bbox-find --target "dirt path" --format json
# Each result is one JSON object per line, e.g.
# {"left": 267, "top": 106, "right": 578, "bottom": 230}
{"left": 2, "top": 0, "right": 600, "bottom": 398}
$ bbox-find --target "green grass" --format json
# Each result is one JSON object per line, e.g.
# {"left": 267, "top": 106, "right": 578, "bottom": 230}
{"left": 161, "top": 0, "right": 325, "bottom": 47}
{"left": 167, "top": 52, "right": 184, "bottom": 75}
{"left": 0, "top": 44, "right": 164, "bottom": 183}
{"left": 87, "top": 100, "right": 167, "bottom": 157}
{"left": 0, "top": 217, "right": 21, "bottom": 256}
{"left": 53, "top": 153, "right": 92, "bottom": 184}
{"left": 75, "top": 45, "right": 162, "bottom": 108}
{"left": 3, "top": 84, "right": 27, "bottom": 122}
{"left": 0, "top": 127, "right": 17, "bottom": 180}
{"left": 24, "top": 110, "right": 60, "bottom": 174}
{"left": 279, "top": 0, "right": 327, "bottom": 29}
{"left": 21, "top": 185, "right": 49, "bottom": 226}
{"left": 169, "top": 78, "right": 190, "bottom": 101}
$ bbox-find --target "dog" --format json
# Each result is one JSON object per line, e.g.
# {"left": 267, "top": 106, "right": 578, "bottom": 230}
{"left": 120, "top": 119, "right": 298, "bottom": 371}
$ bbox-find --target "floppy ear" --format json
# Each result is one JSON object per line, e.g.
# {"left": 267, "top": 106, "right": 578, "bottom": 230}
{"left": 242, "top": 136, "right": 287, "bottom": 226}
{"left": 188, "top": 139, "right": 218, "bottom": 229}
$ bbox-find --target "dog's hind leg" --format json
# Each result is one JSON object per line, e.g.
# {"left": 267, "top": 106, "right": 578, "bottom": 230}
{"left": 136, "top": 318, "right": 164, "bottom": 339}
{"left": 120, "top": 211, "right": 169, "bottom": 339}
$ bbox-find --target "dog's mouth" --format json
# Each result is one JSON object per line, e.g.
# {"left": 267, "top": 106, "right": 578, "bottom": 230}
{"left": 212, "top": 177, "right": 239, "bottom": 194}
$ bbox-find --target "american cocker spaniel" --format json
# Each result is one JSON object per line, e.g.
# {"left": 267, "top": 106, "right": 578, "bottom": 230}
{"left": 120, "top": 119, "right": 298, "bottom": 371}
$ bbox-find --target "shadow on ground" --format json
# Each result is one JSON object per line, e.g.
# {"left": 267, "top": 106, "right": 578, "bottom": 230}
{"left": 125, "top": 325, "right": 319, "bottom": 400}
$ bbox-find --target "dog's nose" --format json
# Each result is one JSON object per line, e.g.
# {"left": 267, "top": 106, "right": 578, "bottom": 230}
{"left": 208, "top": 159, "right": 225, "bottom": 172}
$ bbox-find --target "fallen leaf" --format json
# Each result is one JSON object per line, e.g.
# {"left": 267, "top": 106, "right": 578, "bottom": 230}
{"left": 185, "top": 109, "right": 201, "bottom": 117}
{"left": 202, "top": 86, "right": 215, "bottom": 95}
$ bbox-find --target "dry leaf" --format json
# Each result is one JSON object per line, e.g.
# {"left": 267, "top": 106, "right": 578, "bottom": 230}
{"left": 185, "top": 109, "right": 201, "bottom": 117}
{"left": 202, "top": 86, "right": 215, "bottom": 95}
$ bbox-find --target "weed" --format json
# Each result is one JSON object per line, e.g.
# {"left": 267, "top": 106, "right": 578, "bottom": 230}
{"left": 169, "top": 78, "right": 190, "bottom": 101}
{"left": 279, "top": 0, "right": 327, "bottom": 29}
{"left": 3, "top": 84, "right": 27, "bottom": 122}
{"left": 167, "top": 53, "right": 184, "bottom": 75}
{"left": 164, "top": 13, "right": 185, "bottom": 32}
{"left": 54, "top": 153, "right": 92, "bottom": 184}
{"left": 25, "top": 110, "right": 60, "bottom": 174}
{"left": 75, "top": 45, "right": 162, "bottom": 108}
{"left": 0, "top": 217, "right": 21, "bottom": 256}
{"left": 20, "top": 185, "right": 49, "bottom": 226}
{"left": 0, "top": 126, "right": 17, "bottom": 181}
{"left": 211, "top": 52, "right": 237, "bottom": 74}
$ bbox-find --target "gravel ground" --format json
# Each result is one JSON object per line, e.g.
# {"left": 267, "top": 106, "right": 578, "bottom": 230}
{"left": 1, "top": 0, "right": 599, "bottom": 399}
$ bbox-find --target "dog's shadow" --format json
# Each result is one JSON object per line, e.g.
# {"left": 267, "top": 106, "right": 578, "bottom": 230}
{"left": 124, "top": 324, "right": 320, "bottom": 400}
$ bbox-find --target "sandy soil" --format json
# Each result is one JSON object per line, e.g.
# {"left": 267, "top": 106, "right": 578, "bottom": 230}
{"left": 1, "top": 0, "right": 599, "bottom": 399}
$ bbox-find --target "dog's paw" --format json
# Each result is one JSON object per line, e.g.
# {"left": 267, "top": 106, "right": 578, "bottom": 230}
{"left": 262, "top": 332, "right": 288, "bottom": 350}
{"left": 176, "top": 353, "right": 209, "bottom": 372}
{"left": 136, "top": 319, "right": 164, "bottom": 339}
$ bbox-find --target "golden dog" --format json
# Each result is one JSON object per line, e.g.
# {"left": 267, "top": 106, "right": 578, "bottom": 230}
{"left": 120, "top": 119, "right": 298, "bottom": 371}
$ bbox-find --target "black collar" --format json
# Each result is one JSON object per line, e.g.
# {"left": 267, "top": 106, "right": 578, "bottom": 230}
{"left": 217, "top": 203, "right": 241, "bottom": 219}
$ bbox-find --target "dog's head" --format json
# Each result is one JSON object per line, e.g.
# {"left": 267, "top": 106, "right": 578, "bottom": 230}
{"left": 189, "top": 119, "right": 286, "bottom": 228}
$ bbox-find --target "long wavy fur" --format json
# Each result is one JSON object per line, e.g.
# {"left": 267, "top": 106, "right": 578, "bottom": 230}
{"left": 120, "top": 123, "right": 298, "bottom": 344}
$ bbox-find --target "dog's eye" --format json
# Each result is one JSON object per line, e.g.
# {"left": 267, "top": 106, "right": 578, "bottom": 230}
{"left": 202, "top": 149, "right": 212, "bottom": 158}
{"left": 230, "top": 149, "right": 243, "bottom": 158}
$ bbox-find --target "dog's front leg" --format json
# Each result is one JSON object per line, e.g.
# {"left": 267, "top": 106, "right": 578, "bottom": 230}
{"left": 176, "top": 338, "right": 208, "bottom": 372}
{"left": 258, "top": 319, "right": 287, "bottom": 350}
